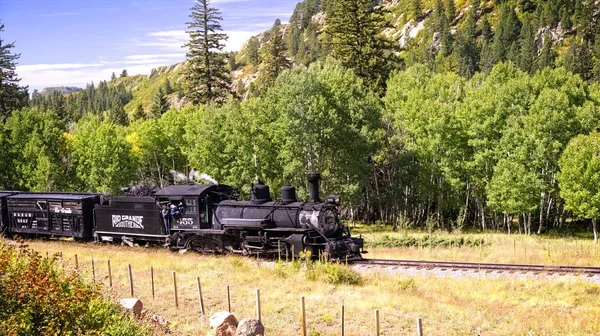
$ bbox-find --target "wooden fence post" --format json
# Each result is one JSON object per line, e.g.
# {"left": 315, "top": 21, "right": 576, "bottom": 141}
{"left": 151, "top": 267, "right": 155, "bottom": 300}
{"left": 172, "top": 271, "right": 178, "bottom": 309}
{"left": 128, "top": 264, "right": 134, "bottom": 297}
{"left": 255, "top": 289, "right": 261, "bottom": 321}
{"left": 74, "top": 254, "right": 78, "bottom": 270}
{"left": 227, "top": 285, "right": 231, "bottom": 312}
{"left": 301, "top": 297, "right": 307, "bottom": 336}
{"left": 417, "top": 317, "right": 423, "bottom": 336}
{"left": 197, "top": 277, "right": 205, "bottom": 316}
{"left": 375, "top": 309, "right": 380, "bottom": 336}
{"left": 341, "top": 302, "right": 345, "bottom": 336}
{"left": 91, "top": 259, "right": 95, "bottom": 283}
{"left": 107, "top": 260, "right": 112, "bottom": 287}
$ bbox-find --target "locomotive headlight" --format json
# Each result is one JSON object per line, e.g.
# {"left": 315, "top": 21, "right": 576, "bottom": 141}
{"left": 326, "top": 194, "right": 340, "bottom": 205}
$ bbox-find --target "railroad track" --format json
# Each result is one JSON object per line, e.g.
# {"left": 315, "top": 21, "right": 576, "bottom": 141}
{"left": 351, "top": 258, "right": 600, "bottom": 276}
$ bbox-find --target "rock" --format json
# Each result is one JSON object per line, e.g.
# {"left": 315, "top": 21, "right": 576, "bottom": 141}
{"left": 119, "top": 298, "right": 143, "bottom": 315}
{"left": 209, "top": 311, "right": 238, "bottom": 336}
{"left": 235, "top": 319, "right": 265, "bottom": 336}
{"left": 151, "top": 314, "right": 168, "bottom": 326}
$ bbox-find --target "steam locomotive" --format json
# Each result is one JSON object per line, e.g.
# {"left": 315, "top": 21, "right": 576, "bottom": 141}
{"left": 0, "top": 174, "right": 364, "bottom": 260}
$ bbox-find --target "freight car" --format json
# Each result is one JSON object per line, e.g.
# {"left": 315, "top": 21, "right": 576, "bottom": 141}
{"left": 0, "top": 174, "right": 363, "bottom": 260}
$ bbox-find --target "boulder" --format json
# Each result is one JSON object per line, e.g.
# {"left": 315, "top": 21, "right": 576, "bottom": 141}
{"left": 235, "top": 319, "right": 265, "bottom": 336}
{"left": 119, "top": 298, "right": 143, "bottom": 315}
{"left": 209, "top": 311, "right": 238, "bottom": 336}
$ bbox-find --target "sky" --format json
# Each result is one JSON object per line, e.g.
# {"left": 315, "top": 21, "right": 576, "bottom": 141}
{"left": 0, "top": 0, "right": 297, "bottom": 91}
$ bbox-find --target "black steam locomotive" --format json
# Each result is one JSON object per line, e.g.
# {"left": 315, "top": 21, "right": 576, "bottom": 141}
{"left": 0, "top": 174, "right": 363, "bottom": 260}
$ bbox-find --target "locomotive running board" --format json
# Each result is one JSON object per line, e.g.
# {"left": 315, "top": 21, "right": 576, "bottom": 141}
{"left": 94, "top": 231, "right": 169, "bottom": 238}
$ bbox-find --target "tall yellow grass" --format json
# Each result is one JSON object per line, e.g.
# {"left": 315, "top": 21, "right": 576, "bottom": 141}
{"left": 17, "top": 237, "right": 600, "bottom": 336}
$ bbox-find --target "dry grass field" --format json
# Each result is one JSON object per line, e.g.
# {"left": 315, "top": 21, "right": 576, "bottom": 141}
{"left": 16, "top": 231, "right": 600, "bottom": 336}
{"left": 356, "top": 225, "right": 600, "bottom": 267}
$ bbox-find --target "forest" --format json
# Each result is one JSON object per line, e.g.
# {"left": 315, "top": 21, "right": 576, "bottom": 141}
{"left": 2, "top": 0, "right": 600, "bottom": 237}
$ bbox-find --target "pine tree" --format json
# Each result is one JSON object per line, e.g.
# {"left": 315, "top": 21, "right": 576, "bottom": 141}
{"left": 537, "top": 31, "right": 556, "bottom": 70}
{"left": 260, "top": 21, "right": 291, "bottom": 88}
{"left": 409, "top": 0, "right": 423, "bottom": 20}
{"left": 0, "top": 21, "right": 28, "bottom": 120}
{"left": 444, "top": 0, "right": 456, "bottom": 23}
{"left": 133, "top": 103, "right": 145, "bottom": 120}
{"left": 325, "top": 0, "right": 394, "bottom": 92}
{"left": 184, "top": 0, "right": 231, "bottom": 104}
{"left": 120, "top": 69, "right": 128, "bottom": 78}
{"left": 492, "top": 5, "right": 521, "bottom": 64}
{"left": 517, "top": 17, "right": 536, "bottom": 73}
{"left": 453, "top": 8, "right": 478, "bottom": 78}
{"left": 150, "top": 89, "right": 169, "bottom": 118}
{"left": 111, "top": 72, "right": 116, "bottom": 81}
{"left": 480, "top": 15, "right": 493, "bottom": 44}
{"left": 107, "top": 104, "right": 128, "bottom": 126}
{"left": 246, "top": 36, "right": 260, "bottom": 67}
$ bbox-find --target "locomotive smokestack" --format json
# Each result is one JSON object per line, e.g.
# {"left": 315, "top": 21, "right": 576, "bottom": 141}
{"left": 307, "top": 173, "right": 321, "bottom": 202}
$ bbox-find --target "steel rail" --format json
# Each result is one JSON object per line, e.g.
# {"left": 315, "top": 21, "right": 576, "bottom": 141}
{"left": 351, "top": 258, "right": 600, "bottom": 275}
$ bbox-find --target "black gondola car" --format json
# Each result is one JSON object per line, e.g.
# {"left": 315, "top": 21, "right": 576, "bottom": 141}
{"left": 94, "top": 196, "right": 167, "bottom": 245}
{"left": 6, "top": 193, "right": 100, "bottom": 239}
{"left": 0, "top": 191, "right": 19, "bottom": 234}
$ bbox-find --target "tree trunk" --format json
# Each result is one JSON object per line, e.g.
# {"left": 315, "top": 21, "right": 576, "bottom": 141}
{"left": 538, "top": 191, "right": 544, "bottom": 234}
{"left": 593, "top": 218, "right": 598, "bottom": 244}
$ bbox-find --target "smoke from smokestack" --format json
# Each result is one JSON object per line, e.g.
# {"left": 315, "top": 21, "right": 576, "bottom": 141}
{"left": 170, "top": 170, "right": 189, "bottom": 183}
{"left": 190, "top": 169, "right": 219, "bottom": 185}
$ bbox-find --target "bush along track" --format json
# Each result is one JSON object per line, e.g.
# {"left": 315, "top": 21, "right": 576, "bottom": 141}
{"left": 365, "top": 235, "right": 488, "bottom": 249}
{"left": 0, "top": 240, "right": 158, "bottom": 336}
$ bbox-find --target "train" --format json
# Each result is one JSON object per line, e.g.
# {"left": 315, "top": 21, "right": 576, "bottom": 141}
{"left": 0, "top": 174, "right": 364, "bottom": 260}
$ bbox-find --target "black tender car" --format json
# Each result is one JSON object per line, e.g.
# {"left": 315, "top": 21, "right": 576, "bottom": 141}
{"left": 6, "top": 193, "right": 100, "bottom": 239}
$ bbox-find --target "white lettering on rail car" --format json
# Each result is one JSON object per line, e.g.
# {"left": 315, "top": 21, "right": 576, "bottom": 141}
{"left": 112, "top": 215, "right": 144, "bottom": 229}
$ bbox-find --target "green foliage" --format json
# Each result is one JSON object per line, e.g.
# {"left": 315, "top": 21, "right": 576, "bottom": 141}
{"left": 259, "top": 23, "right": 291, "bottom": 89}
{"left": 305, "top": 262, "right": 364, "bottom": 286}
{"left": 149, "top": 89, "right": 168, "bottom": 118}
{"left": 0, "top": 20, "right": 29, "bottom": 120}
{"left": 4, "top": 107, "right": 69, "bottom": 191}
{"left": 558, "top": 132, "right": 600, "bottom": 220}
{"left": 184, "top": 0, "right": 231, "bottom": 104}
{"left": 0, "top": 241, "right": 150, "bottom": 335}
{"left": 366, "top": 235, "right": 487, "bottom": 248}
{"left": 325, "top": 0, "right": 395, "bottom": 92}
{"left": 69, "top": 115, "right": 137, "bottom": 193}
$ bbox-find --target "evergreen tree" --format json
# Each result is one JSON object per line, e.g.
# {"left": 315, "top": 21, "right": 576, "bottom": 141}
{"left": 433, "top": 0, "right": 445, "bottom": 32}
{"left": 453, "top": 8, "right": 478, "bottom": 78}
{"left": 537, "top": 31, "right": 556, "bottom": 70}
{"left": 480, "top": 15, "right": 493, "bottom": 44}
{"left": 0, "top": 21, "right": 28, "bottom": 120}
{"left": 107, "top": 104, "right": 128, "bottom": 126}
{"left": 325, "top": 0, "right": 394, "bottom": 92}
{"left": 120, "top": 69, "right": 128, "bottom": 78}
{"left": 133, "top": 103, "right": 146, "bottom": 120}
{"left": 164, "top": 79, "right": 173, "bottom": 95}
{"left": 409, "top": 0, "right": 423, "bottom": 20}
{"left": 150, "top": 89, "right": 169, "bottom": 118}
{"left": 111, "top": 72, "right": 116, "bottom": 81}
{"left": 444, "top": 0, "right": 456, "bottom": 23}
{"left": 564, "top": 39, "right": 593, "bottom": 80}
{"left": 517, "top": 17, "right": 536, "bottom": 73}
{"left": 246, "top": 36, "right": 260, "bottom": 67}
{"left": 184, "top": 0, "right": 231, "bottom": 104}
{"left": 492, "top": 5, "right": 521, "bottom": 64}
{"left": 260, "top": 21, "right": 291, "bottom": 88}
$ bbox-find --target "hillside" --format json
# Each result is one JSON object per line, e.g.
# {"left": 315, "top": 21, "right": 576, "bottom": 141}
{"left": 35, "top": 0, "right": 600, "bottom": 117}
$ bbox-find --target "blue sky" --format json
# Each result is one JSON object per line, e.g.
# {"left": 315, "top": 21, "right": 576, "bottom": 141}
{"left": 0, "top": 0, "right": 297, "bottom": 91}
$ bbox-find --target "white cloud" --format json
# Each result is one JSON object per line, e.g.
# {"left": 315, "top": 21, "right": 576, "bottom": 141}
{"left": 140, "top": 29, "right": 260, "bottom": 52}
{"left": 18, "top": 63, "right": 104, "bottom": 72}
{"left": 124, "top": 53, "right": 186, "bottom": 60}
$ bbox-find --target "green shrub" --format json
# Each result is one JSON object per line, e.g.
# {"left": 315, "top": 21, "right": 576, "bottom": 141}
{"left": 306, "top": 262, "right": 364, "bottom": 286}
{"left": 365, "top": 235, "right": 487, "bottom": 248}
{"left": 0, "top": 240, "right": 153, "bottom": 335}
